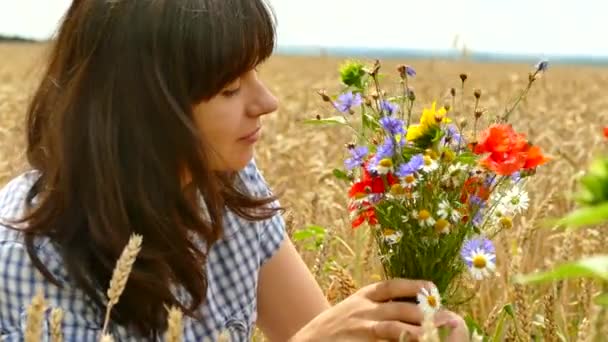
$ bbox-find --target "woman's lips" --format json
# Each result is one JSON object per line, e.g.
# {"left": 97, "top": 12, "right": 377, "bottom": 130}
{"left": 239, "top": 127, "right": 261, "bottom": 143}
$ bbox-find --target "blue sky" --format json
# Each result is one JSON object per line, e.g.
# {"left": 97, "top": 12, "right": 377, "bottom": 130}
{"left": 1, "top": 0, "right": 606, "bottom": 57}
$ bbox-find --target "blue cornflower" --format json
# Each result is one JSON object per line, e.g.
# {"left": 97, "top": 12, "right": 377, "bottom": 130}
{"left": 395, "top": 154, "right": 424, "bottom": 177}
{"left": 511, "top": 171, "right": 522, "bottom": 183}
{"left": 472, "top": 210, "right": 484, "bottom": 227}
{"left": 367, "top": 137, "right": 400, "bottom": 172}
{"left": 344, "top": 146, "right": 368, "bottom": 170}
{"left": 442, "top": 124, "right": 464, "bottom": 147}
{"left": 469, "top": 195, "right": 486, "bottom": 209}
{"left": 461, "top": 237, "right": 496, "bottom": 280}
{"left": 379, "top": 116, "right": 405, "bottom": 135}
{"left": 335, "top": 91, "right": 363, "bottom": 113}
{"left": 380, "top": 100, "right": 399, "bottom": 116}
{"left": 536, "top": 60, "right": 549, "bottom": 73}
{"left": 405, "top": 65, "right": 416, "bottom": 77}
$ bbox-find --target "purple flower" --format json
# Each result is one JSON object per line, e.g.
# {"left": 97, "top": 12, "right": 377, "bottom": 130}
{"left": 484, "top": 175, "right": 496, "bottom": 188}
{"left": 442, "top": 124, "right": 464, "bottom": 147}
{"left": 472, "top": 211, "right": 484, "bottom": 227}
{"left": 469, "top": 195, "right": 486, "bottom": 209}
{"left": 335, "top": 91, "right": 362, "bottom": 113}
{"left": 367, "top": 137, "right": 400, "bottom": 172}
{"left": 396, "top": 154, "right": 424, "bottom": 177}
{"left": 379, "top": 116, "right": 405, "bottom": 135}
{"left": 380, "top": 100, "right": 399, "bottom": 116}
{"left": 406, "top": 66, "right": 416, "bottom": 77}
{"left": 511, "top": 171, "right": 522, "bottom": 183}
{"left": 344, "top": 146, "right": 368, "bottom": 170}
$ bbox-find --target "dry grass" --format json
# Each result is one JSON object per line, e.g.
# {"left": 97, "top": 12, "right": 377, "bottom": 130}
{"left": 4, "top": 43, "right": 608, "bottom": 340}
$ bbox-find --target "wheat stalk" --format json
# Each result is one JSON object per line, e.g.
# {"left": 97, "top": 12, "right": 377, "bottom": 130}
{"left": 101, "top": 234, "right": 143, "bottom": 335}
{"left": 50, "top": 307, "right": 64, "bottom": 342}
{"left": 24, "top": 289, "right": 46, "bottom": 342}
{"left": 419, "top": 313, "right": 439, "bottom": 342}
{"left": 165, "top": 306, "right": 184, "bottom": 342}
{"left": 99, "top": 334, "right": 115, "bottom": 342}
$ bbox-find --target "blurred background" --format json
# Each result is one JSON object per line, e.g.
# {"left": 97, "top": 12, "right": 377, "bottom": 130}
{"left": 1, "top": 1, "right": 608, "bottom": 340}
{"left": 1, "top": 0, "right": 607, "bottom": 64}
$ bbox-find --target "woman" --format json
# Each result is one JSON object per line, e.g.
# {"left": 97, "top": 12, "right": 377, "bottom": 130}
{"left": 0, "top": 0, "right": 468, "bottom": 341}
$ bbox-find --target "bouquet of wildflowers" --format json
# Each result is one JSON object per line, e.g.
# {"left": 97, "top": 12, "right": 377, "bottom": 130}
{"left": 308, "top": 59, "right": 551, "bottom": 312}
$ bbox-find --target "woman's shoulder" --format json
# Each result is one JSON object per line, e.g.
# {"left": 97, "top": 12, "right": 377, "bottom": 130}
{"left": 0, "top": 170, "right": 42, "bottom": 241}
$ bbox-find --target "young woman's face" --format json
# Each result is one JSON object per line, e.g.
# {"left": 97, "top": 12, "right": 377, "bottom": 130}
{"left": 193, "top": 68, "right": 278, "bottom": 171}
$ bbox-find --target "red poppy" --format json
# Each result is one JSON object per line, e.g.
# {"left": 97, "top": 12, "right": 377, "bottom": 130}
{"left": 348, "top": 201, "right": 377, "bottom": 228}
{"left": 603, "top": 127, "right": 608, "bottom": 138}
{"left": 348, "top": 164, "right": 398, "bottom": 198}
{"left": 460, "top": 177, "right": 490, "bottom": 204}
{"left": 474, "top": 124, "right": 548, "bottom": 175}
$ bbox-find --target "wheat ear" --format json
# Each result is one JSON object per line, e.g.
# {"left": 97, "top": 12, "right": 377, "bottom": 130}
{"left": 101, "top": 234, "right": 143, "bottom": 335}
{"left": 50, "top": 307, "right": 64, "bottom": 342}
{"left": 165, "top": 306, "right": 184, "bottom": 342}
{"left": 24, "top": 289, "right": 46, "bottom": 342}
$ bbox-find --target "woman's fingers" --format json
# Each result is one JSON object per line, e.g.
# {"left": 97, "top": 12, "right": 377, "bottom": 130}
{"left": 362, "top": 279, "right": 433, "bottom": 302}
{"left": 374, "top": 301, "right": 424, "bottom": 324}
{"left": 370, "top": 320, "right": 422, "bottom": 341}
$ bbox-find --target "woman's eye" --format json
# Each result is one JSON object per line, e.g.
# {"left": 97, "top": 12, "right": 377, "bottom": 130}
{"left": 222, "top": 87, "right": 240, "bottom": 97}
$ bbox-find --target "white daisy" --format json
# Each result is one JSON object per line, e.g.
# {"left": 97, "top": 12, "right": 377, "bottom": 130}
{"left": 437, "top": 199, "right": 461, "bottom": 222}
{"left": 434, "top": 218, "right": 451, "bottom": 234}
{"left": 382, "top": 228, "right": 403, "bottom": 245}
{"left": 421, "top": 155, "right": 439, "bottom": 173}
{"left": 402, "top": 174, "right": 419, "bottom": 188}
{"left": 417, "top": 286, "right": 442, "bottom": 315}
{"left": 375, "top": 158, "right": 394, "bottom": 175}
{"left": 461, "top": 238, "right": 497, "bottom": 280}
{"left": 500, "top": 188, "right": 529, "bottom": 214}
{"left": 413, "top": 209, "right": 435, "bottom": 227}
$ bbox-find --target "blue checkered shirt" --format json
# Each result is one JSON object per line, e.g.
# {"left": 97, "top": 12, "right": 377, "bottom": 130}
{"left": 0, "top": 160, "right": 285, "bottom": 341}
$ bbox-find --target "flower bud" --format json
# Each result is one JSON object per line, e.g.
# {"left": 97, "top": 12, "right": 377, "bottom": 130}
{"left": 346, "top": 143, "right": 355, "bottom": 150}
{"left": 474, "top": 89, "right": 482, "bottom": 100}
{"left": 317, "top": 89, "right": 331, "bottom": 102}
{"left": 474, "top": 110, "right": 483, "bottom": 119}
{"left": 450, "top": 87, "right": 456, "bottom": 97}
{"left": 407, "top": 88, "right": 416, "bottom": 101}
{"left": 443, "top": 104, "right": 451, "bottom": 112}
{"left": 459, "top": 73, "right": 468, "bottom": 83}
{"left": 316, "top": 114, "right": 321, "bottom": 120}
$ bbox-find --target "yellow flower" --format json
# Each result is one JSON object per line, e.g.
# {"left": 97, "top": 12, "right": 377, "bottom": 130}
{"left": 406, "top": 101, "right": 451, "bottom": 141}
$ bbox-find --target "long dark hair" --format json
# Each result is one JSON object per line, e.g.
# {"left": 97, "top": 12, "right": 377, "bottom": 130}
{"left": 15, "top": 0, "right": 279, "bottom": 338}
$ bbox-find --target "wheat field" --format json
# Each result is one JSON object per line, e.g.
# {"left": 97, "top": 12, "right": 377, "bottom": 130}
{"left": 2, "top": 43, "right": 608, "bottom": 341}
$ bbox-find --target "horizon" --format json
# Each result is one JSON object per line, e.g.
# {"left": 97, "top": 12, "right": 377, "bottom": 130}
{"left": 1, "top": 0, "right": 607, "bottom": 63}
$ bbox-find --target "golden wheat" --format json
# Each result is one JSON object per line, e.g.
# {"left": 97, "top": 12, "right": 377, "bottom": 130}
{"left": 50, "top": 308, "right": 64, "bottom": 342}
{"left": 24, "top": 289, "right": 46, "bottom": 342}
{"left": 165, "top": 306, "right": 184, "bottom": 342}
{"left": 3, "top": 43, "right": 608, "bottom": 340}
{"left": 102, "top": 234, "right": 143, "bottom": 335}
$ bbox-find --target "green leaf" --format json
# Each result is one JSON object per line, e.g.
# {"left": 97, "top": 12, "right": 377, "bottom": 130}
{"left": 515, "top": 255, "right": 608, "bottom": 284}
{"left": 555, "top": 202, "right": 608, "bottom": 228}
{"left": 491, "top": 304, "right": 515, "bottom": 342}
{"left": 594, "top": 293, "right": 608, "bottom": 306}
{"left": 464, "top": 315, "right": 484, "bottom": 339}
{"left": 302, "top": 116, "right": 348, "bottom": 126}
{"left": 455, "top": 152, "right": 477, "bottom": 165}
{"left": 332, "top": 168, "right": 350, "bottom": 181}
{"left": 292, "top": 229, "right": 314, "bottom": 241}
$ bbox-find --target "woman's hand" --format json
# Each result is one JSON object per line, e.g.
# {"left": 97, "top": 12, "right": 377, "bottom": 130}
{"left": 287, "top": 279, "right": 468, "bottom": 341}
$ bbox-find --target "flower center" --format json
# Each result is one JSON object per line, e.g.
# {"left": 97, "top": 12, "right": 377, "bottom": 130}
{"left": 472, "top": 255, "right": 487, "bottom": 268}
{"left": 382, "top": 228, "right": 395, "bottom": 236}
{"left": 499, "top": 217, "right": 513, "bottom": 229}
{"left": 510, "top": 197, "right": 520, "bottom": 205}
{"left": 405, "top": 175, "right": 416, "bottom": 183}
{"left": 390, "top": 184, "right": 405, "bottom": 195}
{"left": 379, "top": 158, "right": 393, "bottom": 168}
{"left": 435, "top": 219, "right": 450, "bottom": 233}
{"left": 418, "top": 209, "right": 431, "bottom": 220}
{"left": 424, "top": 156, "right": 433, "bottom": 166}
{"left": 427, "top": 295, "right": 437, "bottom": 307}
